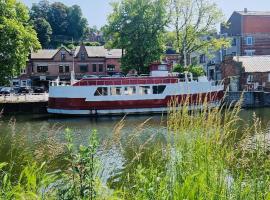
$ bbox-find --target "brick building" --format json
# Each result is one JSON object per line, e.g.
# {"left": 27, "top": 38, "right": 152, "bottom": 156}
{"left": 25, "top": 45, "right": 122, "bottom": 87}
{"left": 221, "top": 9, "right": 270, "bottom": 56}
{"left": 221, "top": 56, "right": 270, "bottom": 91}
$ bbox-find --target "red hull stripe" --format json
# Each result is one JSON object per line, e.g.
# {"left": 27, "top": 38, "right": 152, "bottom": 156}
{"left": 48, "top": 91, "right": 224, "bottom": 111}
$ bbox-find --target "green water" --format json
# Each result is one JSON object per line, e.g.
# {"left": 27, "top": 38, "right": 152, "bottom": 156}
{"left": 0, "top": 108, "right": 269, "bottom": 176}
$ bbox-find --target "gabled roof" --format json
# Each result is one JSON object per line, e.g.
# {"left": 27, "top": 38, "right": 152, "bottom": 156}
{"left": 85, "top": 46, "right": 106, "bottom": 57}
{"left": 31, "top": 49, "right": 58, "bottom": 59}
{"left": 31, "top": 45, "right": 122, "bottom": 59}
{"left": 236, "top": 11, "right": 270, "bottom": 16}
{"left": 106, "top": 49, "right": 122, "bottom": 59}
{"left": 233, "top": 56, "right": 270, "bottom": 73}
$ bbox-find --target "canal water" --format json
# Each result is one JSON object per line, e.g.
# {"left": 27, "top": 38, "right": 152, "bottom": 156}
{"left": 0, "top": 108, "right": 270, "bottom": 179}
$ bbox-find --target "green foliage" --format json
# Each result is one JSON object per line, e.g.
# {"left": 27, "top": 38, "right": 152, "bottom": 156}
{"left": 84, "top": 42, "right": 101, "bottom": 46}
{"left": 0, "top": 0, "right": 41, "bottom": 85}
{"left": 171, "top": 0, "right": 231, "bottom": 65}
{"left": 104, "top": 0, "right": 169, "bottom": 74}
{"left": 173, "top": 64, "right": 205, "bottom": 77}
{"left": 30, "top": 1, "right": 89, "bottom": 47}
{"left": 0, "top": 162, "right": 57, "bottom": 199}
{"left": 32, "top": 18, "right": 52, "bottom": 48}
{"left": 57, "top": 128, "right": 99, "bottom": 199}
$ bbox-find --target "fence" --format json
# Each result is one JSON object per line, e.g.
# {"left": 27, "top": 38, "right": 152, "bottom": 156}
{"left": 0, "top": 93, "right": 48, "bottom": 103}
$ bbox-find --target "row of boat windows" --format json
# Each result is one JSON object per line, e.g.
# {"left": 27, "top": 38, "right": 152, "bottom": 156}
{"left": 94, "top": 85, "right": 166, "bottom": 96}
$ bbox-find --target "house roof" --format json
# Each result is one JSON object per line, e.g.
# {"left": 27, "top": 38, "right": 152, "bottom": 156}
{"left": 233, "top": 56, "right": 270, "bottom": 72}
{"left": 31, "top": 49, "right": 59, "bottom": 59}
{"left": 236, "top": 11, "right": 270, "bottom": 16}
{"left": 31, "top": 46, "right": 122, "bottom": 59}
{"left": 105, "top": 49, "right": 122, "bottom": 59}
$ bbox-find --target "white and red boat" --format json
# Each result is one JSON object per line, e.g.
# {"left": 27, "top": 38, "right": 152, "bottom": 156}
{"left": 47, "top": 72, "right": 224, "bottom": 115}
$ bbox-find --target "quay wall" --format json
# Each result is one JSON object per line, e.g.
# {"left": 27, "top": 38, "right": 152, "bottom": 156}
{"left": 0, "top": 102, "right": 48, "bottom": 114}
{"left": 225, "top": 91, "right": 270, "bottom": 108}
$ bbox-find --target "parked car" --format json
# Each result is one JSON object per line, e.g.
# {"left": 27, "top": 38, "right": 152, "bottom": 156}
{"left": 17, "top": 87, "right": 33, "bottom": 94}
{"left": 112, "top": 72, "right": 125, "bottom": 78}
{"left": 0, "top": 87, "right": 15, "bottom": 95}
{"left": 33, "top": 87, "right": 45, "bottom": 93}
{"left": 99, "top": 75, "right": 111, "bottom": 78}
{"left": 82, "top": 75, "right": 99, "bottom": 79}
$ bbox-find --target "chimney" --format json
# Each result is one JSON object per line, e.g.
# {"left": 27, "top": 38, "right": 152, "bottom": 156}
{"left": 244, "top": 8, "right": 248, "bottom": 13}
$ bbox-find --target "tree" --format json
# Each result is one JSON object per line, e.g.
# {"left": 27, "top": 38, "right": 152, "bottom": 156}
{"left": 32, "top": 18, "right": 52, "bottom": 48}
{"left": 0, "top": 0, "right": 41, "bottom": 85}
{"left": 173, "top": 64, "right": 205, "bottom": 77}
{"left": 47, "top": 2, "right": 69, "bottom": 36}
{"left": 30, "top": 0, "right": 50, "bottom": 20}
{"left": 171, "top": 0, "right": 230, "bottom": 65}
{"left": 30, "top": 1, "right": 89, "bottom": 46}
{"left": 104, "top": 0, "right": 169, "bottom": 74}
{"left": 67, "top": 5, "right": 88, "bottom": 41}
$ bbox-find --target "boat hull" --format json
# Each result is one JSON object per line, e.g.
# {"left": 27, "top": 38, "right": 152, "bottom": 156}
{"left": 47, "top": 91, "right": 224, "bottom": 115}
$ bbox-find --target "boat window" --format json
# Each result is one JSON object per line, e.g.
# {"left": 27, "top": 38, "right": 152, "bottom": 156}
{"left": 124, "top": 86, "right": 136, "bottom": 95}
{"left": 94, "top": 87, "right": 108, "bottom": 96}
{"left": 110, "top": 87, "right": 122, "bottom": 95}
{"left": 139, "top": 86, "right": 151, "bottom": 95}
{"left": 153, "top": 85, "right": 166, "bottom": 94}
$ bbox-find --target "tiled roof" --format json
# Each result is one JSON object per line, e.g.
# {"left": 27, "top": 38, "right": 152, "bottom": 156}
{"left": 85, "top": 46, "right": 106, "bottom": 57}
{"left": 236, "top": 11, "right": 270, "bottom": 16}
{"left": 106, "top": 49, "right": 122, "bottom": 58}
{"left": 31, "top": 49, "right": 58, "bottom": 59}
{"left": 233, "top": 56, "right": 270, "bottom": 72}
{"left": 31, "top": 46, "right": 122, "bottom": 59}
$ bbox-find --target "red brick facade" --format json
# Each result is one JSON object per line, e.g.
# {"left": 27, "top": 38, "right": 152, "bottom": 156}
{"left": 26, "top": 45, "right": 122, "bottom": 87}
{"left": 221, "top": 56, "right": 270, "bottom": 91}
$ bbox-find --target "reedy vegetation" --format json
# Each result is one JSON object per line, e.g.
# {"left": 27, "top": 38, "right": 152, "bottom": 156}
{"left": 1, "top": 98, "right": 270, "bottom": 199}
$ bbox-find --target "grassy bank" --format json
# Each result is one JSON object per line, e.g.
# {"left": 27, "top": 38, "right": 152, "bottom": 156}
{"left": 1, "top": 99, "right": 270, "bottom": 199}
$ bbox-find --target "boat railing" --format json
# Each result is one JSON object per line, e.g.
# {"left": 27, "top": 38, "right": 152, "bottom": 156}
{"left": 73, "top": 77, "right": 181, "bottom": 86}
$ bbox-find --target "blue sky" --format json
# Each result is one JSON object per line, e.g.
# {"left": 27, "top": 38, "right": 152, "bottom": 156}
{"left": 21, "top": 0, "right": 270, "bottom": 29}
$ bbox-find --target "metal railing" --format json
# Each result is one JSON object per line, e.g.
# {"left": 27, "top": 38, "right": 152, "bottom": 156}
{"left": 0, "top": 93, "right": 49, "bottom": 103}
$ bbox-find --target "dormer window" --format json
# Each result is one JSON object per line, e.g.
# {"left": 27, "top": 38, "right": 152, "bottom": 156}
{"left": 61, "top": 52, "right": 66, "bottom": 61}
{"left": 81, "top": 52, "right": 85, "bottom": 61}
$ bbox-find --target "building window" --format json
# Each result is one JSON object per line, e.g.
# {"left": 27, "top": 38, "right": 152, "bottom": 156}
{"left": 93, "top": 64, "right": 97, "bottom": 72}
{"left": 99, "top": 64, "right": 103, "bottom": 72}
{"left": 232, "top": 52, "right": 237, "bottom": 56}
{"left": 37, "top": 66, "right": 48, "bottom": 73}
{"left": 232, "top": 38, "right": 237, "bottom": 46}
{"left": 80, "top": 65, "right": 88, "bottom": 73}
{"left": 61, "top": 52, "right": 66, "bottom": 61}
{"left": 268, "top": 73, "right": 270, "bottom": 82}
{"left": 81, "top": 52, "right": 85, "bottom": 61}
{"left": 158, "top": 65, "right": 167, "bottom": 71}
{"left": 247, "top": 74, "right": 254, "bottom": 83}
{"left": 199, "top": 54, "right": 206, "bottom": 64}
{"left": 107, "top": 65, "right": 115, "bottom": 71}
{"left": 65, "top": 65, "right": 70, "bottom": 72}
{"left": 245, "top": 50, "right": 255, "bottom": 56}
{"left": 59, "top": 65, "right": 64, "bottom": 73}
{"left": 246, "top": 36, "right": 253, "bottom": 45}
{"left": 153, "top": 85, "right": 166, "bottom": 94}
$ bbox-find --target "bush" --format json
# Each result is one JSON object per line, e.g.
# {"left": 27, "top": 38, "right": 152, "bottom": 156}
{"left": 173, "top": 64, "right": 205, "bottom": 77}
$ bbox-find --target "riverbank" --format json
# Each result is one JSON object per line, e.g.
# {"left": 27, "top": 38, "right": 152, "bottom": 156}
{"left": 1, "top": 102, "right": 270, "bottom": 199}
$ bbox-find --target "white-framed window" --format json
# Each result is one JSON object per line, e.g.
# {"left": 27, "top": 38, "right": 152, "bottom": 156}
{"left": 247, "top": 74, "right": 254, "bottom": 83}
{"left": 246, "top": 36, "right": 254, "bottom": 45}
{"left": 245, "top": 50, "right": 255, "bottom": 56}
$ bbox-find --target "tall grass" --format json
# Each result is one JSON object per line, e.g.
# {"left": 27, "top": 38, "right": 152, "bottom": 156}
{"left": 1, "top": 96, "right": 270, "bottom": 199}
